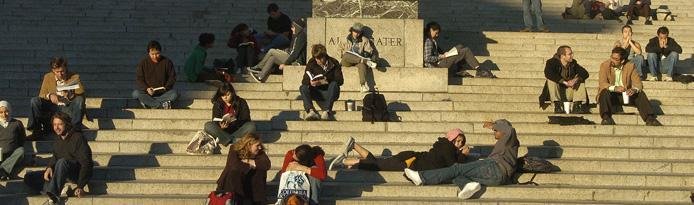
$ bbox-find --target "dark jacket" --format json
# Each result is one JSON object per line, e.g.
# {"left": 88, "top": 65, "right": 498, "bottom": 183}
{"left": 216, "top": 149, "right": 271, "bottom": 203}
{"left": 135, "top": 56, "right": 176, "bottom": 91}
{"left": 47, "top": 131, "right": 93, "bottom": 189}
{"left": 645, "top": 37, "right": 682, "bottom": 57}
{"left": 267, "top": 13, "right": 292, "bottom": 35}
{"left": 0, "top": 119, "right": 26, "bottom": 155}
{"left": 301, "top": 57, "right": 344, "bottom": 87}
{"left": 211, "top": 97, "right": 251, "bottom": 132}
{"left": 409, "top": 138, "right": 473, "bottom": 171}
{"left": 284, "top": 31, "right": 307, "bottom": 65}
{"left": 539, "top": 57, "right": 590, "bottom": 109}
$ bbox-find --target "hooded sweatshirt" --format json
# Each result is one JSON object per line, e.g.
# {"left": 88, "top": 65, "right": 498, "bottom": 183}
{"left": 487, "top": 119, "right": 520, "bottom": 181}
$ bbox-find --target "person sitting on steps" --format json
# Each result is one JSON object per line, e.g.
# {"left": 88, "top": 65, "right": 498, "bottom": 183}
{"left": 299, "top": 44, "right": 343, "bottom": 121}
{"left": 625, "top": 0, "right": 653, "bottom": 25}
{"left": 339, "top": 23, "right": 379, "bottom": 93}
{"left": 0, "top": 101, "right": 27, "bottom": 181}
{"left": 614, "top": 25, "right": 646, "bottom": 80}
{"left": 404, "top": 119, "right": 520, "bottom": 200}
{"left": 539, "top": 45, "right": 590, "bottom": 114}
{"left": 216, "top": 133, "right": 270, "bottom": 205}
{"left": 132, "top": 40, "right": 178, "bottom": 109}
{"left": 423, "top": 22, "right": 488, "bottom": 78}
{"left": 203, "top": 83, "right": 256, "bottom": 146}
{"left": 248, "top": 18, "right": 307, "bottom": 83}
{"left": 227, "top": 23, "right": 259, "bottom": 74}
{"left": 328, "top": 128, "right": 477, "bottom": 171}
{"left": 645, "top": 26, "right": 682, "bottom": 82}
{"left": 598, "top": 47, "right": 662, "bottom": 126}
{"left": 184, "top": 33, "right": 224, "bottom": 83}
{"left": 255, "top": 3, "right": 292, "bottom": 53}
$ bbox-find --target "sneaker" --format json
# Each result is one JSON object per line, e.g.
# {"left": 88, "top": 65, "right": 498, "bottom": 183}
{"left": 139, "top": 102, "right": 148, "bottom": 109}
{"left": 646, "top": 118, "right": 663, "bottom": 126}
{"left": 342, "top": 137, "right": 356, "bottom": 156}
{"left": 457, "top": 182, "right": 481, "bottom": 199}
{"left": 366, "top": 60, "right": 377, "bottom": 69}
{"left": 645, "top": 75, "right": 658, "bottom": 81}
{"left": 41, "top": 199, "right": 58, "bottom": 205}
{"left": 601, "top": 118, "right": 616, "bottom": 125}
{"left": 519, "top": 28, "right": 531, "bottom": 32}
{"left": 246, "top": 66, "right": 261, "bottom": 74}
{"left": 455, "top": 71, "right": 474, "bottom": 78}
{"left": 360, "top": 84, "right": 369, "bottom": 93}
{"left": 320, "top": 111, "right": 332, "bottom": 121}
{"left": 161, "top": 101, "right": 172, "bottom": 109}
{"left": 403, "top": 168, "right": 422, "bottom": 186}
{"left": 250, "top": 72, "right": 262, "bottom": 83}
{"left": 327, "top": 154, "right": 345, "bottom": 171}
{"left": 305, "top": 111, "right": 320, "bottom": 121}
{"left": 662, "top": 76, "right": 673, "bottom": 82}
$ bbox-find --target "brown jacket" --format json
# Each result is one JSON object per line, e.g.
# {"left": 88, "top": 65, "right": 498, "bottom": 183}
{"left": 38, "top": 71, "right": 85, "bottom": 101}
{"left": 597, "top": 60, "right": 642, "bottom": 101}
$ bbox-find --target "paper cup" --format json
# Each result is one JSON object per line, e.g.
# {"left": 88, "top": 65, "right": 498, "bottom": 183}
{"left": 563, "top": 102, "right": 571, "bottom": 114}
{"left": 622, "top": 92, "right": 630, "bottom": 104}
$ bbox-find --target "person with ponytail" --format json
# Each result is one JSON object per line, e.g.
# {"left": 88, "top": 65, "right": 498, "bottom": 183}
{"left": 280, "top": 144, "right": 326, "bottom": 204}
{"left": 216, "top": 133, "right": 270, "bottom": 205}
{"left": 203, "top": 83, "right": 256, "bottom": 146}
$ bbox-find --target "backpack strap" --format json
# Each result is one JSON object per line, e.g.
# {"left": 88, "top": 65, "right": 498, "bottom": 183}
{"left": 517, "top": 173, "right": 539, "bottom": 186}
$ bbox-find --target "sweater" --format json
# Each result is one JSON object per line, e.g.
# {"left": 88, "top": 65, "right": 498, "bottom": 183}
{"left": 409, "top": 137, "right": 471, "bottom": 171}
{"left": 135, "top": 56, "right": 176, "bottom": 91}
{"left": 211, "top": 98, "right": 251, "bottom": 132}
{"left": 280, "top": 150, "right": 326, "bottom": 181}
{"left": 267, "top": 13, "right": 292, "bottom": 35}
{"left": 645, "top": 37, "right": 682, "bottom": 56}
{"left": 0, "top": 119, "right": 26, "bottom": 155}
{"left": 183, "top": 45, "right": 208, "bottom": 82}
{"left": 301, "top": 57, "right": 344, "bottom": 87}
{"left": 284, "top": 31, "right": 307, "bottom": 65}
{"left": 47, "top": 131, "right": 93, "bottom": 188}
{"left": 216, "top": 149, "right": 271, "bottom": 202}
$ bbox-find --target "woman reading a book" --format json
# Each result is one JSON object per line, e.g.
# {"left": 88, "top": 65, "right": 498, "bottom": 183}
{"left": 216, "top": 133, "right": 270, "bottom": 205}
{"left": 203, "top": 83, "right": 256, "bottom": 146}
{"left": 339, "top": 23, "right": 379, "bottom": 93}
{"left": 423, "top": 21, "right": 486, "bottom": 78}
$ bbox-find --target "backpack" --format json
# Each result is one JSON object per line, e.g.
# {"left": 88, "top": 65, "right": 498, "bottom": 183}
{"left": 517, "top": 156, "right": 558, "bottom": 173}
{"left": 205, "top": 191, "right": 235, "bottom": 205}
{"left": 186, "top": 131, "right": 218, "bottom": 155}
{"left": 275, "top": 171, "right": 311, "bottom": 205}
{"left": 362, "top": 90, "right": 389, "bottom": 123}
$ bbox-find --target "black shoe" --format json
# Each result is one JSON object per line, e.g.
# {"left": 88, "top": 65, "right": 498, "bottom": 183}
{"left": 646, "top": 118, "right": 662, "bottom": 126}
{"left": 601, "top": 118, "right": 616, "bottom": 125}
{"left": 553, "top": 102, "right": 563, "bottom": 114}
{"left": 250, "top": 72, "right": 262, "bottom": 83}
{"left": 626, "top": 20, "right": 634, "bottom": 25}
{"left": 645, "top": 20, "right": 653, "bottom": 25}
{"left": 455, "top": 71, "right": 474, "bottom": 78}
{"left": 572, "top": 102, "right": 587, "bottom": 114}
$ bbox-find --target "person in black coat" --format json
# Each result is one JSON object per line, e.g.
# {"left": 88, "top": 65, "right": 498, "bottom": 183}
{"left": 328, "top": 129, "right": 477, "bottom": 171}
{"left": 299, "top": 44, "right": 344, "bottom": 121}
{"left": 216, "top": 133, "right": 270, "bottom": 205}
{"left": 645, "top": 26, "right": 682, "bottom": 81}
{"left": 538, "top": 46, "right": 590, "bottom": 114}
{"left": 203, "top": 83, "right": 255, "bottom": 146}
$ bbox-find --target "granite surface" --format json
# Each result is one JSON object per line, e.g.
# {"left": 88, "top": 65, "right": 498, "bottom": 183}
{"left": 312, "top": 0, "right": 418, "bottom": 19}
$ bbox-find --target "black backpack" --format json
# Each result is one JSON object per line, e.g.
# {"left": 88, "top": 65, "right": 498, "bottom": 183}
{"left": 362, "top": 91, "right": 389, "bottom": 123}
{"left": 517, "top": 156, "right": 559, "bottom": 173}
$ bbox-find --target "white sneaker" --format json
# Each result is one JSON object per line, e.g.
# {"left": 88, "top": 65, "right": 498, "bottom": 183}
{"left": 250, "top": 72, "right": 262, "bottom": 83}
{"left": 320, "top": 111, "right": 331, "bottom": 121}
{"left": 342, "top": 137, "right": 355, "bottom": 156}
{"left": 662, "top": 76, "right": 673, "bottom": 82}
{"left": 360, "top": 84, "right": 369, "bottom": 93}
{"left": 328, "top": 154, "right": 345, "bottom": 171}
{"left": 246, "top": 66, "right": 261, "bottom": 74}
{"left": 366, "top": 60, "right": 377, "bottom": 69}
{"left": 457, "top": 182, "right": 481, "bottom": 199}
{"left": 305, "top": 111, "right": 320, "bottom": 121}
{"left": 403, "top": 168, "right": 422, "bottom": 186}
{"left": 645, "top": 75, "right": 658, "bottom": 81}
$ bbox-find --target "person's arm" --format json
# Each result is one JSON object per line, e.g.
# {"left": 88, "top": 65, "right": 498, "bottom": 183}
{"left": 135, "top": 61, "right": 148, "bottom": 91}
{"left": 423, "top": 39, "right": 439, "bottom": 64}
{"left": 574, "top": 63, "right": 590, "bottom": 83}
{"left": 279, "top": 150, "right": 294, "bottom": 174}
{"left": 434, "top": 140, "right": 458, "bottom": 166}
{"left": 284, "top": 33, "right": 306, "bottom": 65}
{"left": 544, "top": 60, "right": 564, "bottom": 84}
{"left": 308, "top": 155, "right": 326, "bottom": 181}
{"left": 236, "top": 99, "right": 252, "bottom": 124}
{"left": 16, "top": 120, "right": 26, "bottom": 146}
{"left": 75, "top": 134, "right": 94, "bottom": 189}
{"left": 164, "top": 60, "right": 176, "bottom": 90}
{"left": 211, "top": 101, "right": 223, "bottom": 119}
{"left": 254, "top": 152, "right": 271, "bottom": 172}
{"left": 301, "top": 63, "right": 312, "bottom": 85}
{"left": 664, "top": 38, "right": 683, "bottom": 54}
{"left": 334, "top": 62, "right": 344, "bottom": 86}
{"left": 645, "top": 38, "right": 659, "bottom": 53}
{"left": 38, "top": 74, "right": 52, "bottom": 100}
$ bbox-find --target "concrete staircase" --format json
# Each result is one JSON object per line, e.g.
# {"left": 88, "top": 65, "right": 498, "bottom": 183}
{"left": 1, "top": 0, "right": 693, "bottom": 204}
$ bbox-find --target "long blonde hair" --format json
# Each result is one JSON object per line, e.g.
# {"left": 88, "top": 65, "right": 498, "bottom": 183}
{"left": 232, "top": 133, "right": 264, "bottom": 159}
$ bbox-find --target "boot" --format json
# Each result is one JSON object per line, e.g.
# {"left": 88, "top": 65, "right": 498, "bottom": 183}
{"left": 572, "top": 101, "right": 587, "bottom": 114}
{"left": 553, "top": 101, "right": 563, "bottom": 114}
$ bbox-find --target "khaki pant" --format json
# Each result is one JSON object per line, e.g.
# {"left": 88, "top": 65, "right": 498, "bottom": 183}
{"left": 546, "top": 80, "right": 587, "bottom": 102}
{"left": 340, "top": 52, "right": 371, "bottom": 85}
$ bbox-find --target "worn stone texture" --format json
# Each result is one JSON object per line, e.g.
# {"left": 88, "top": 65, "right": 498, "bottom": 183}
{"left": 312, "top": 0, "right": 418, "bottom": 19}
{"left": 282, "top": 65, "right": 446, "bottom": 92}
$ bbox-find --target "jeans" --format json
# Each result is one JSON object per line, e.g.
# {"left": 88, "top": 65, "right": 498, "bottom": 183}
{"left": 1, "top": 147, "right": 25, "bottom": 177}
{"left": 43, "top": 159, "right": 80, "bottom": 197}
{"left": 256, "top": 49, "right": 289, "bottom": 79}
{"left": 419, "top": 160, "right": 504, "bottom": 190}
{"left": 307, "top": 175, "right": 321, "bottom": 205}
{"left": 204, "top": 121, "right": 256, "bottom": 145}
{"left": 236, "top": 45, "right": 258, "bottom": 69}
{"left": 647, "top": 52, "right": 679, "bottom": 77}
{"left": 256, "top": 33, "right": 290, "bottom": 53}
{"left": 28, "top": 96, "right": 85, "bottom": 131}
{"left": 630, "top": 54, "right": 645, "bottom": 77}
{"left": 598, "top": 89, "right": 656, "bottom": 122}
{"left": 523, "top": 0, "right": 546, "bottom": 30}
{"left": 131, "top": 89, "right": 178, "bottom": 108}
{"left": 299, "top": 81, "right": 341, "bottom": 112}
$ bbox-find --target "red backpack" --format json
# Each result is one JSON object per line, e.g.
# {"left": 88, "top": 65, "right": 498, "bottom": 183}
{"left": 206, "top": 191, "right": 235, "bottom": 205}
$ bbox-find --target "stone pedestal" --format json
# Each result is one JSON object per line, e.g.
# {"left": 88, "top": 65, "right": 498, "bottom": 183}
{"left": 312, "top": 0, "right": 418, "bottom": 19}
{"left": 283, "top": 66, "right": 447, "bottom": 92}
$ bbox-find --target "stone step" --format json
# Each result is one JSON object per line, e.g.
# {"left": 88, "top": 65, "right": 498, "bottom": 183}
{"left": 448, "top": 85, "right": 694, "bottom": 98}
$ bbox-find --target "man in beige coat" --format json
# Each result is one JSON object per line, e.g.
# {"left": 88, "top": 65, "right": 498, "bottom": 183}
{"left": 597, "top": 47, "right": 661, "bottom": 126}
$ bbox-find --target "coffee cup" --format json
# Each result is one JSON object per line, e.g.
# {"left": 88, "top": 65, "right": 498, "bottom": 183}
{"left": 563, "top": 102, "right": 571, "bottom": 114}
{"left": 622, "top": 92, "right": 630, "bottom": 104}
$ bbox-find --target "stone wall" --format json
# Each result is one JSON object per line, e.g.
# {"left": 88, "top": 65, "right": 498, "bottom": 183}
{"left": 312, "top": 0, "right": 418, "bottom": 19}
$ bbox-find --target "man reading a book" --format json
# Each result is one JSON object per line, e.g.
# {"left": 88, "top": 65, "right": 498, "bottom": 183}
{"left": 300, "top": 44, "right": 344, "bottom": 121}
{"left": 132, "top": 40, "right": 178, "bottom": 109}
{"left": 28, "top": 57, "right": 85, "bottom": 134}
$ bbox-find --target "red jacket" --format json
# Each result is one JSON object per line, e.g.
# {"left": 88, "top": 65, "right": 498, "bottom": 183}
{"left": 279, "top": 150, "right": 326, "bottom": 181}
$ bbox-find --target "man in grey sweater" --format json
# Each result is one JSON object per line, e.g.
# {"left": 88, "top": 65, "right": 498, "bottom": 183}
{"left": 403, "top": 119, "right": 520, "bottom": 199}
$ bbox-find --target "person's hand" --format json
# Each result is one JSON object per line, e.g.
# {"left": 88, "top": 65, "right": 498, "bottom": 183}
{"left": 49, "top": 94, "right": 60, "bottom": 104}
{"left": 483, "top": 121, "right": 494, "bottom": 129}
{"left": 219, "top": 121, "right": 229, "bottom": 129}
{"left": 146, "top": 88, "right": 154, "bottom": 96}
{"left": 461, "top": 145, "right": 471, "bottom": 156}
{"left": 636, "top": 0, "right": 641, "bottom": 5}
{"left": 247, "top": 159, "right": 256, "bottom": 169}
{"left": 44, "top": 168, "right": 53, "bottom": 181}
{"left": 310, "top": 80, "right": 320, "bottom": 87}
{"left": 438, "top": 54, "right": 445, "bottom": 60}
{"left": 279, "top": 64, "right": 285, "bottom": 70}
{"left": 626, "top": 89, "right": 636, "bottom": 96}
{"left": 286, "top": 161, "right": 302, "bottom": 171}
{"left": 615, "top": 86, "right": 626, "bottom": 93}
{"left": 74, "top": 188, "right": 84, "bottom": 198}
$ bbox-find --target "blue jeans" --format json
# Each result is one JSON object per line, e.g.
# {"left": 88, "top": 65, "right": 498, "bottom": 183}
{"left": 256, "top": 33, "right": 290, "bottom": 53}
{"left": 647, "top": 52, "right": 679, "bottom": 77}
{"left": 629, "top": 54, "right": 645, "bottom": 77}
{"left": 419, "top": 160, "right": 504, "bottom": 190}
{"left": 28, "top": 96, "right": 85, "bottom": 131}
{"left": 132, "top": 89, "right": 179, "bottom": 108}
{"left": 43, "top": 159, "right": 80, "bottom": 197}
{"left": 1, "top": 147, "right": 24, "bottom": 177}
{"left": 523, "top": 0, "right": 545, "bottom": 30}
{"left": 203, "top": 121, "right": 256, "bottom": 146}
{"left": 299, "top": 82, "right": 341, "bottom": 112}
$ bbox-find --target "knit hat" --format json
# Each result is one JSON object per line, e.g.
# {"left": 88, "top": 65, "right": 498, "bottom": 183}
{"left": 292, "top": 18, "right": 307, "bottom": 30}
{"left": 446, "top": 128, "right": 463, "bottom": 142}
{"left": 350, "top": 23, "right": 364, "bottom": 32}
{"left": 0, "top": 100, "right": 10, "bottom": 120}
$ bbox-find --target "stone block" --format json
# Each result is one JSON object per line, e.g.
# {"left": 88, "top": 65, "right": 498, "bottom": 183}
{"left": 282, "top": 66, "right": 447, "bottom": 92}
{"left": 312, "top": 0, "right": 418, "bottom": 19}
{"left": 307, "top": 17, "right": 423, "bottom": 67}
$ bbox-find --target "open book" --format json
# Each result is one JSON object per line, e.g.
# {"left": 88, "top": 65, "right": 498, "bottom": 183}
{"left": 306, "top": 71, "right": 325, "bottom": 81}
{"left": 346, "top": 51, "right": 377, "bottom": 69}
{"left": 443, "top": 47, "right": 458, "bottom": 58}
{"left": 57, "top": 83, "right": 80, "bottom": 92}
{"left": 152, "top": 87, "right": 166, "bottom": 95}
{"left": 213, "top": 113, "right": 237, "bottom": 124}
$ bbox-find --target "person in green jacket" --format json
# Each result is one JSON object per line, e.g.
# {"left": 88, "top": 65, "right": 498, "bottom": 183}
{"left": 184, "top": 33, "right": 223, "bottom": 82}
